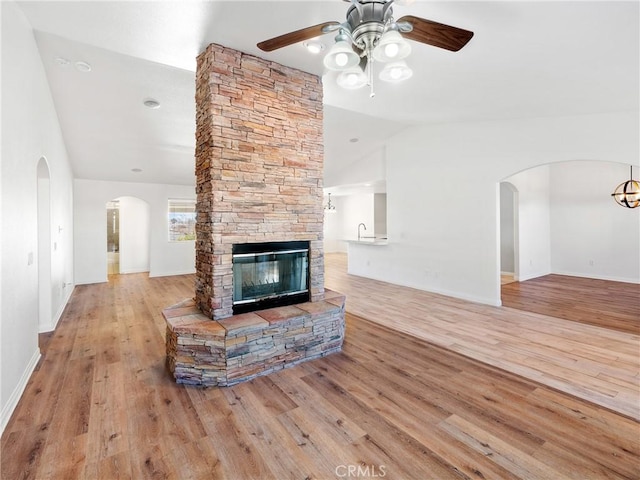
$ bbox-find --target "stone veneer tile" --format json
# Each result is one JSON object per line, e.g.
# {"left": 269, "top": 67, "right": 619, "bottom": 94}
{"left": 162, "top": 302, "right": 200, "bottom": 319}
{"left": 296, "top": 299, "right": 343, "bottom": 315}
{"left": 165, "top": 298, "right": 345, "bottom": 387}
{"left": 255, "top": 305, "right": 310, "bottom": 325}
{"left": 323, "top": 289, "right": 342, "bottom": 301}
{"left": 167, "top": 315, "right": 209, "bottom": 331}
{"left": 325, "top": 295, "right": 347, "bottom": 309}
{"left": 217, "top": 312, "right": 269, "bottom": 334}
{"left": 186, "top": 320, "right": 226, "bottom": 337}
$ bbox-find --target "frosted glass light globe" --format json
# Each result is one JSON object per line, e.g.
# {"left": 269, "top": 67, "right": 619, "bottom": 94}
{"left": 384, "top": 42, "right": 399, "bottom": 58}
{"left": 335, "top": 53, "right": 349, "bottom": 67}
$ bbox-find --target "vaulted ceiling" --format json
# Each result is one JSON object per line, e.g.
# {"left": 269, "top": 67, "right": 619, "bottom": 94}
{"left": 17, "top": 1, "right": 640, "bottom": 187}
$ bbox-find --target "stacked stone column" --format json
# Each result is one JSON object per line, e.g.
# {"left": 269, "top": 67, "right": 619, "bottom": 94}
{"left": 194, "top": 43, "right": 325, "bottom": 320}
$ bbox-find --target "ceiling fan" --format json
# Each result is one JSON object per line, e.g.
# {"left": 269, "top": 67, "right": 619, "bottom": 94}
{"left": 257, "top": 0, "right": 474, "bottom": 96}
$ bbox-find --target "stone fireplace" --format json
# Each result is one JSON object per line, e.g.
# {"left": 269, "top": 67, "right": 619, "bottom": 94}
{"left": 163, "top": 43, "right": 345, "bottom": 386}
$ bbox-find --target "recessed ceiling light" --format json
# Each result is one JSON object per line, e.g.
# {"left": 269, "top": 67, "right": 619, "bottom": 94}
{"left": 143, "top": 98, "right": 161, "bottom": 109}
{"left": 75, "top": 61, "right": 92, "bottom": 72}
{"left": 349, "top": 138, "right": 359, "bottom": 143}
{"left": 131, "top": 168, "right": 143, "bottom": 173}
{"left": 54, "top": 57, "right": 70, "bottom": 66}
{"left": 303, "top": 41, "right": 325, "bottom": 54}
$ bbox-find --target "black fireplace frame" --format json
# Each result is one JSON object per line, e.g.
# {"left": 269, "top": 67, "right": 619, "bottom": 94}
{"left": 231, "top": 241, "right": 310, "bottom": 315}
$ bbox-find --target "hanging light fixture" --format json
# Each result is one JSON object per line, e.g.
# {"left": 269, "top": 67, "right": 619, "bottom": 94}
{"left": 321, "top": 1, "right": 415, "bottom": 97}
{"left": 324, "top": 193, "right": 337, "bottom": 213}
{"left": 257, "top": 1, "right": 474, "bottom": 98}
{"left": 611, "top": 165, "right": 640, "bottom": 209}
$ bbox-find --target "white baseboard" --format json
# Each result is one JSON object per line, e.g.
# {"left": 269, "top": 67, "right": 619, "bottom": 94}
{"left": 75, "top": 276, "right": 108, "bottom": 285}
{"left": 149, "top": 269, "right": 196, "bottom": 278}
{"left": 349, "top": 271, "right": 502, "bottom": 307}
{"left": 39, "top": 285, "right": 74, "bottom": 333}
{"left": 551, "top": 270, "right": 640, "bottom": 284}
{"left": 119, "top": 269, "right": 150, "bottom": 275}
{"left": 1, "top": 349, "right": 41, "bottom": 436}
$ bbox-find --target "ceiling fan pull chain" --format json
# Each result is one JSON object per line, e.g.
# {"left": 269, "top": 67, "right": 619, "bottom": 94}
{"left": 368, "top": 50, "right": 375, "bottom": 97}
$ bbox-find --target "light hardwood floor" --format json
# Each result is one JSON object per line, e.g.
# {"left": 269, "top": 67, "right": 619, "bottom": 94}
{"left": 325, "top": 253, "right": 640, "bottom": 421}
{"left": 501, "top": 273, "right": 639, "bottom": 335}
{"left": 1, "top": 255, "right": 639, "bottom": 479}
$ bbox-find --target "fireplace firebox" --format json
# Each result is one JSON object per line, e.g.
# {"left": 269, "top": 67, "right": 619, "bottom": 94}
{"left": 232, "top": 241, "right": 310, "bottom": 314}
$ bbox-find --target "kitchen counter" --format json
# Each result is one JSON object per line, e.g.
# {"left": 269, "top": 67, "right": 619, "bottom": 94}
{"left": 346, "top": 238, "right": 388, "bottom": 246}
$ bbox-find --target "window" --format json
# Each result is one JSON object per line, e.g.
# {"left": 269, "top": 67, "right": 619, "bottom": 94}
{"left": 168, "top": 199, "right": 196, "bottom": 241}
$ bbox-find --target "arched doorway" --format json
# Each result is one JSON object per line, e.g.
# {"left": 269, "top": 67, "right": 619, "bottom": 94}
{"left": 499, "top": 160, "right": 639, "bottom": 297}
{"left": 37, "top": 157, "right": 52, "bottom": 333}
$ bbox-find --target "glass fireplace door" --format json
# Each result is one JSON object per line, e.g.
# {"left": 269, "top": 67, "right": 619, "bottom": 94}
{"left": 232, "top": 242, "right": 309, "bottom": 313}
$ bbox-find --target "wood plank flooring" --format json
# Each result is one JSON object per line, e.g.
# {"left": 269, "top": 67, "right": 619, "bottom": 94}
{"left": 325, "top": 253, "right": 639, "bottom": 421}
{"left": 2, "top": 258, "right": 639, "bottom": 479}
{"left": 501, "top": 274, "right": 640, "bottom": 335}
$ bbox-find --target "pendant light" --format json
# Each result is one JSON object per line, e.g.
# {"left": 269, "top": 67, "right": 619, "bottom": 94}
{"left": 611, "top": 165, "right": 640, "bottom": 209}
{"left": 324, "top": 193, "right": 337, "bottom": 213}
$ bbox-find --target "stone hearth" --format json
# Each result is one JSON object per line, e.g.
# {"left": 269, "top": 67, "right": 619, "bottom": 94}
{"left": 163, "top": 43, "right": 345, "bottom": 386}
{"left": 163, "top": 290, "right": 345, "bottom": 386}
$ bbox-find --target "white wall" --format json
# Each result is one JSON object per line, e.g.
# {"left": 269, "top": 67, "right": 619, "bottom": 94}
{"left": 499, "top": 183, "right": 516, "bottom": 274}
{"left": 323, "top": 193, "right": 375, "bottom": 253}
{"left": 323, "top": 195, "right": 343, "bottom": 253}
{"left": 74, "top": 179, "right": 195, "bottom": 284}
{"left": 506, "top": 166, "right": 552, "bottom": 281}
{"left": 374, "top": 193, "right": 387, "bottom": 237}
{"left": 324, "top": 147, "right": 385, "bottom": 188}
{"left": 550, "top": 161, "right": 640, "bottom": 283}
{"left": 346, "top": 112, "right": 639, "bottom": 306}
{"left": 118, "top": 196, "right": 150, "bottom": 274}
{"left": 1, "top": 1, "right": 75, "bottom": 434}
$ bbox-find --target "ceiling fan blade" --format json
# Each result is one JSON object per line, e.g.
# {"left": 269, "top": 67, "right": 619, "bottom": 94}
{"left": 257, "top": 22, "right": 341, "bottom": 52}
{"left": 396, "top": 15, "right": 474, "bottom": 52}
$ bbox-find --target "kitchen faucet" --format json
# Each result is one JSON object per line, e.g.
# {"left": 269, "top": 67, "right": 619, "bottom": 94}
{"left": 358, "top": 223, "right": 367, "bottom": 241}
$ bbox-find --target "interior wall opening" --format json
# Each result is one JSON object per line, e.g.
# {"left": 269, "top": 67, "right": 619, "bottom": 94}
{"left": 37, "top": 157, "right": 52, "bottom": 333}
{"left": 106, "top": 200, "right": 120, "bottom": 275}
{"left": 499, "top": 160, "right": 639, "bottom": 309}
{"left": 499, "top": 181, "right": 518, "bottom": 287}
{"left": 107, "top": 196, "right": 151, "bottom": 277}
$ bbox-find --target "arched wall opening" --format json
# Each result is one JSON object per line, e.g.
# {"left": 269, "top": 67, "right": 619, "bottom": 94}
{"left": 499, "top": 159, "right": 639, "bottom": 289}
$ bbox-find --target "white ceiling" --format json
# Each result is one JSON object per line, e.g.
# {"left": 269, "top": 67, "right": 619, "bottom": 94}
{"left": 17, "top": 1, "right": 640, "bottom": 187}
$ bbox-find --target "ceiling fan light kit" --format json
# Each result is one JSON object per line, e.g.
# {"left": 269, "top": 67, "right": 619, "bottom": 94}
{"left": 257, "top": 0, "right": 473, "bottom": 98}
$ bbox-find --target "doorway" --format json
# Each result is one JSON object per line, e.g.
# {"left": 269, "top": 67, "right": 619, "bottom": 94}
{"left": 106, "top": 196, "right": 150, "bottom": 276}
{"left": 499, "top": 182, "right": 518, "bottom": 285}
{"left": 106, "top": 200, "right": 120, "bottom": 274}
{"left": 37, "top": 157, "right": 52, "bottom": 332}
